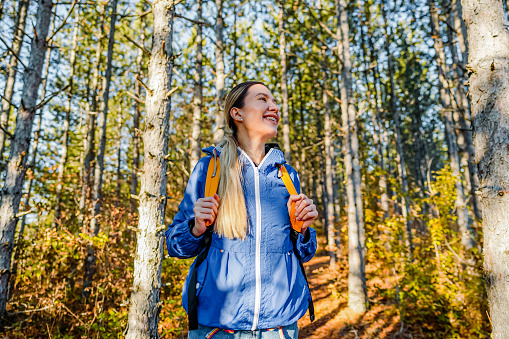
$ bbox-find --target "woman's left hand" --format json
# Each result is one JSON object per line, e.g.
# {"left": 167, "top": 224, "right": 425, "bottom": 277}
{"left": 288, "top": 194, "right": 318, "bottom": 235}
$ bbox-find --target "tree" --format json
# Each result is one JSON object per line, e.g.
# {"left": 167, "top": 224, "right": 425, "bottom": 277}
{"left": 0, "top": 0, "right": 30, "bottom": 163}
{"left": 279, "top": 0, "right": 291, "bottom": 162}
{"left": 461, "top": 0, "right": 509, "bottom": 336}
{"left": 0, "top": 0, "right": 54, "bottom": 317}
{"left": 337, "top": 0, "right": 367, "bottom": 313}
{"left": 84, "top": 0, "right": 118, "bottom": 297}
{"left": 126, "top": 0, "right": 176, "bottom": 336}
{"left": 190, "top": 0, "right": 203, "bottom": 171}
{"left": 213, "top": 0, "right": 226, "bottom": 143}
{"left": 53, "top": 4, "right": 80, "bottom": 228}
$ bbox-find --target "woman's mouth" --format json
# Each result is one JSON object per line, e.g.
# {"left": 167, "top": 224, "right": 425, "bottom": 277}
{"left": 264, "top": 116, "right": 278, "bottom": 125}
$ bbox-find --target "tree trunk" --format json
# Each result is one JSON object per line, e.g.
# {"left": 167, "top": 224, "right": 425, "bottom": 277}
{"left": 322, "top": 50, "right": 336, "bottom": 269}
{"left": 430, "top": 0, "right": 475, "bottom": 250}
{"left": 445, "top": 0, "right": 482, "bottom": 220}
{"left": 454, "top": 0, "right": 469, "bottom": 67}
{"left": 0, "top": 0, "right": 30, "bottom": 163}
{"left": 84, "top": 0, "right": 118, "bottom": 297}
{"left": 7, "top": 10, "right": 55, "bottom": 300}
{"left": 130, "top": 10, "right": 146, "bottom": 213}
{"left": 0, "top": 0, "right": 53, "bottom": 317}
{"left": 53, "top": 6, "right": 80, "bottom": 228}
{"left": 116, "top": 105, "right": 123, "bottom": 202}
{"left": 126, "top": 1, "right": 176, "bottom": 337}
{"left": 79, "top": 9, "right": 105, "bottom": 225}
{"left": 337, "top": 0, "right": 367, "bottom": 314}
{"left": 190, "top": 0, "right": 203, "bottom": 171}
{"left": 279, "top": 0, "right": 291, "bottom": 162}
{"left": 381, "top": 2, "right": 414, "bottom": 253}
{"left": 213, "top": 0, "right": 225, "bottom": 143}
{"left": 461, "top": 1, "right": 509, "bottom": 336}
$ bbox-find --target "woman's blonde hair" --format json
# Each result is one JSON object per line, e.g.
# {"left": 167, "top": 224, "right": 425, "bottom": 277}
{"left": 215, "top": 81, "right": 266, "bottom": 240}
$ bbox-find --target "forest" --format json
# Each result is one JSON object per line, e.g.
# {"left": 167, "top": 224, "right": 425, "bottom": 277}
{"left": 0, "top": 0, "right": 508, "bottom": 337}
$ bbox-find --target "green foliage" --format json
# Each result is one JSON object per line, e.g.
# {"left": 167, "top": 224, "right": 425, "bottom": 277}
{"left": 366, "top": 166, "right": 488, "bottom": 338}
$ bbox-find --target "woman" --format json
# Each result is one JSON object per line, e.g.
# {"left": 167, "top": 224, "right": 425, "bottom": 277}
{"left": 165, "top": 81, "right": 318, "bottom": 338}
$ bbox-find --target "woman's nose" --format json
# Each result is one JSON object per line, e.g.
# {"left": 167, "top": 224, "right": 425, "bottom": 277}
{"left": 269, "top": 102, "right": 279, "bottom": 113}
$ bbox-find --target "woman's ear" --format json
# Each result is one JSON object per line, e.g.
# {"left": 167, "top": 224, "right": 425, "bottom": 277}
{"left": 230, "top": 108, "right": 243, "bottom": 122}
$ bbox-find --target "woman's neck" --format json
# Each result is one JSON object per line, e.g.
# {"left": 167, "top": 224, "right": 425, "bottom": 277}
{"left": 237, "top": 134, "right": 266, "bottom": 165}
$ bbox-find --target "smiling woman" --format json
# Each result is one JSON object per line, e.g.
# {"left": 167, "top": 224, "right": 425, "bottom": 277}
{"left": 165, "top": 81, "right": 319, "bottom": 338}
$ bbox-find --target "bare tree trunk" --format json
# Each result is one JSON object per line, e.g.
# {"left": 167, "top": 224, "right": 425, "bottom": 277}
{"left": 279, "top": 0, "right": 291, "bottom": 162}
{"left": 322, "top": 50, "right": 336, "bottom": 269}
{"left": 84, "top": 0, "right": 118, "bottom": 297}
{"left": 461, "top": 1, "right": 509, "bottom": 335}
{"left": 381, "top": 2, "right": 414, "bottom": 254}
{"left": 130, "top": 10, "right": 146, "bottom": 213}
{"left": 126, "top": 1, "right": 176, "bottom": 337}
{"left": 7, "top": 11, "right": 55, "bottom": 300}
{"left": 337, "top": 0, "right": 367, "bottom": 314}
{"left": 453, "top": 0, "right": 469, "bottom": 67}
{"left": 79, "top": 8, "right": 105, "bottom": 224}
{"left": 116, "top": 105, "right": 122, "bottom": 202}
{"left": 190, "top": 0, "right": 202, "bottom": 171}
{"left": 0, "top": 0, "right": 53, "bottom": 317}
{"left": 53, "top": 6, "right": 80, "bottom": 228}
{"left": 445, "top": 0, "right": 482, "bottom": 220}
{"left": 430, "top": 0, "right": 475, "bottom": 250}
{"left": 0, "top": 0, "right": 29, "bottom": 163}
{"left": 213, "top": 0, "right": 225, "bottom": 143}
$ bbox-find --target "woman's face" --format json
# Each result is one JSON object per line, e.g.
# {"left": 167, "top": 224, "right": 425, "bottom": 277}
{"left": 231, "top": 84, "right": 280, "bottom": 141}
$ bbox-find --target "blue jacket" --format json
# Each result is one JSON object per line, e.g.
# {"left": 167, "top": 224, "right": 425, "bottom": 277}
{"left": 165, "top": 145, "right": 317, "bottom": 330}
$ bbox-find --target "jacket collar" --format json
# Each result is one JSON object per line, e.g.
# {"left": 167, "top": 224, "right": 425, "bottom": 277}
{"left": 202, "top": 143, "right": 287, "bottom": 168}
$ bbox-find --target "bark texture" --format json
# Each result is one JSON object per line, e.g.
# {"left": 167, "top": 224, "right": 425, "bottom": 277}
{"left": 321, "top": 50, "right": 336, "bottom": 269}
{"left": 461, "top": 0, "right": 509, "bottom": 336}
{"left": 53, "top": 6, "right": 80, "bottom": 228}
{"left": 337, "top": 0, "right": 367, "bottom": 314}
{"left": 0, "top": 0, "right": 30, "bottom": 161}
{"left": 430, "top": 0, "right": 475, "bottom": 250}
{"left": 125, "top": 1, "right": 176, "bottom": 337}
{"left": 213, "top": 0, "right": 225, "bottom": 143}
{"left": 130, "top": 13, "right": 144, "bottom": 212}
{"left": 279, "top": 0, "right": 291, "bottom": 162}
{"left": 0, "top": 0, "right": 53, "bottom": 317}
{"left": 84, "top": 0, "right": 118, "bottom": 296}
{"left": 190, "top": 0, "right": 202, "bottom": 171}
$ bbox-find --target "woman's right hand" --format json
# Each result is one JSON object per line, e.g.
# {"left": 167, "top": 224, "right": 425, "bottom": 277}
{"left": 192, "top": 194, "right": 220, "bottom": 237}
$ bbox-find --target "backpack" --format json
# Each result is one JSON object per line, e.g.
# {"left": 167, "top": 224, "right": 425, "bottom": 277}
{"left": 187, "top": 150, "right": 315, "bottom": 331}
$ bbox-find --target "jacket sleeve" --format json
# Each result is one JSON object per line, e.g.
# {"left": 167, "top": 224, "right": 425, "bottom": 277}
{"left": 165, "top": 156, "right": 211, "bottom": 259}
{"left": 289, "top": 166, "right": 318, "bottom": 263}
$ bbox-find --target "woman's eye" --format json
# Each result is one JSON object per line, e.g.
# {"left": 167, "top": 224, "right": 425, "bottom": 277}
{"left": 259, "top": 97, "right": 266, "bottom": 102}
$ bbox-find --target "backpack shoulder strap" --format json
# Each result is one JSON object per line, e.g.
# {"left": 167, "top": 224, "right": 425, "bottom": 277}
{"left": 204, "top": 148, "right": 220, "bottom": 199}
{"left": 188, "top": 149, "right": 219, "bottom": 331}
{"left": 278, "top": 164, "right": 316, "bottom": 323}
{"left": 277, "top": 164, "right": 304, "bottom": 233}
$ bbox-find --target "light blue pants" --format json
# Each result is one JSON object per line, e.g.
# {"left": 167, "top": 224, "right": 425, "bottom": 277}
{"left": 187, "top": 322, "right": 299, "bottom": 339}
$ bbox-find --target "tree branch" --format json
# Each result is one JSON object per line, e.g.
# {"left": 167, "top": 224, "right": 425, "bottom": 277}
{"left": 0, "top": 36, "right": 27, "bottom": 70}
{"left": 123, "top": 34, "right": 151, "bottom": 57}
{"left": 126, "top": 91, "right": 145, "bottom": 105}
{"left": 35, "top": 85, "right": 70, "bottom": 110}
{"left": 175, "top": 13, "right": 212, "bottom": 27}
{"left": 0, "top": 94, "right": 19, "bottom": 110}
{"left": 47, "top": 0, "right": 79, "bottom": 44}
{"left": 0, "top": 124, "right": 13, "bottom": 140}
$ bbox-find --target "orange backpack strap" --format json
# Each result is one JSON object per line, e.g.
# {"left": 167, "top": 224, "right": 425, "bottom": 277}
{"left": 278, "top": 164, "right": 304, "bottom": 233}
{"left": 204, "top": 149, "right": 220, "bottom": 226}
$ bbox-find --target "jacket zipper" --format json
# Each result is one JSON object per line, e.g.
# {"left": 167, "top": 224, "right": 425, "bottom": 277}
{"left": 239, "top": 148, "right": 274, "bottom": 330}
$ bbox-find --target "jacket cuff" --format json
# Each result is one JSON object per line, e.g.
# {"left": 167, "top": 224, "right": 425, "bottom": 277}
{"left": 296, "top": 227, "right": 317, "bottom": 262}
{"left": 186, "top": 218, "right": 204, "bottom": 240}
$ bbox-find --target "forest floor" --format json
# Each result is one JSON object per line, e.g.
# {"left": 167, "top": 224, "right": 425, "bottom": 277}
{"left": 297, "top": 255, "right": 414, "bottom": 339}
